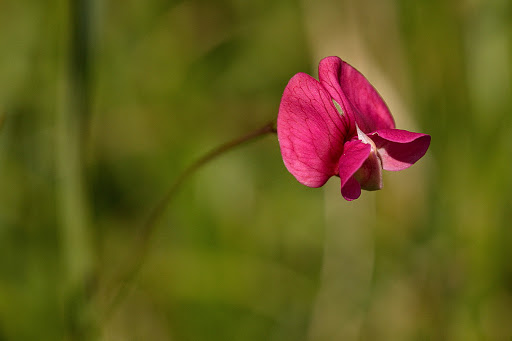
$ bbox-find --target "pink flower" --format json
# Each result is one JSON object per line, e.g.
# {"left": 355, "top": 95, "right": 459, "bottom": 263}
{"left": 277, "top": 56, "right": 431, "bottom": 201}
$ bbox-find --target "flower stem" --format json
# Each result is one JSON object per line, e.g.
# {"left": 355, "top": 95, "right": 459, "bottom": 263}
{"left": 56, "top": 0, "right": 97, "bottom": 338}
{"left": 102, "top": 120, "right": 277, "bottom": 322}
{"left": 142, "top": 120, "right": 276, "bottom": 247}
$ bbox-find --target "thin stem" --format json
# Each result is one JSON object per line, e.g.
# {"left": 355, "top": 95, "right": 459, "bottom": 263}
{"left": 141, "top": 120, "right": 276, "bottom": 246}
{"left": 102, "top": 120, "right": 277, "bottom": 322}
{"left": 57, "top": 0, "right": 96, "bottom": 338}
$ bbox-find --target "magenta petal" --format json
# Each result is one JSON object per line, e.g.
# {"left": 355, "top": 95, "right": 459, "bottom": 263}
{"left": 338, "top": 140, "right": 371, "bottom": 201}
{"left": 369, "top": 129, "right": 431, "bottom": 171}
{"left": 318, "top": 56, "right": 395, "bottom": 133}
{"left": 341, "top": 177, "right": 361, "bottom": 201}
{"left": 277, "top": 72, "right": 347, "bottom": 187}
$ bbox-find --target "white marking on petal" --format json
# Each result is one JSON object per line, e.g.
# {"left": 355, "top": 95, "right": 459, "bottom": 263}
{"left": 356, "top": 124, "right": 383, "bottom": 171}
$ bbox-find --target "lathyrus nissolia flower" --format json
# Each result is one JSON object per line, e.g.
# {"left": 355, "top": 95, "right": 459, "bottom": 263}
{"left": 277, "top": 56, "right": 431, "bottom": 201}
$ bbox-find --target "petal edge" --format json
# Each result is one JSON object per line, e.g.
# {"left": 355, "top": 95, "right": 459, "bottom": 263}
{"left": 278, "top": 72, "right": 347, "bottom": 187}
{"left": 338, "top": 140, "right": 371, "bottom": 200}
{"left": 370, "top": 129, "right": 431, "bottom": 171}
{"left": 318, "top": 56, "right": 395, "bottom": 133}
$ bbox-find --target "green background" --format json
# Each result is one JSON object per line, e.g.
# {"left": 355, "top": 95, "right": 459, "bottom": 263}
{"left": 1, "top": 0, "right": 512, "bottom": 339}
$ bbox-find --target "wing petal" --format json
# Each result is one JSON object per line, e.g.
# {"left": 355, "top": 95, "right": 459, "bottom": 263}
{"left": 278, "top": 72, "right": 347, "bottom": 187}
{"left": 369, "top": 129, "right": 431, "bottom": 171}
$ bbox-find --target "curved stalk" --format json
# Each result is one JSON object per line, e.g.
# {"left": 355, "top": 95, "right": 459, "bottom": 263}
{"left": 102, "top": 120, "right": 277, "bottom": 321}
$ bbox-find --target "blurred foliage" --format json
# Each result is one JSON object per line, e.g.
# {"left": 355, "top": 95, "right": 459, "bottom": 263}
{"left": 1, "top": 0, "right": 512, "bottom": 340}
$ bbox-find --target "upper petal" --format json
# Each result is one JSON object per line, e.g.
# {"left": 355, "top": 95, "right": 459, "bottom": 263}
{"left": 338, "top": 140, "right": 371, "bottom": 201}
{"left": 277, "top": 72, "right": 348, "bottom": 187}
{"left": 318, "top": 56, "right": 395, "bottom": 133}
{"left": 369, "top": 129, "right": 431, "bottom": 171}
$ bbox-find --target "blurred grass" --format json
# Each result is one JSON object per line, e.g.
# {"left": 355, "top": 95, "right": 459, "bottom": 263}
{"left": 1, "top": 0, "right": 512, "bottom": 340}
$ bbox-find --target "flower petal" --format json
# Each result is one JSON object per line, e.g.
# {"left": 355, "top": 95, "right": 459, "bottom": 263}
{"left": 278, "top": 72, "right": 347, "bottom": 187}
{"left": 341, "top": 177, "right": 361, "bottom": 201}
{"left": 338, "top": 140, "right": 371, "bottom": 200}
{"left": 318, "top": 56, "right": 395, "bottom": 133}
{"left": 369, "top": 129, "right": 431, "bottom": 171}
{"left": 353, "top": 125, "right": 383, "bottom": 191}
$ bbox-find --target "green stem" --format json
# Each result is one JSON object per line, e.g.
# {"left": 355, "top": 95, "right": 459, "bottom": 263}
{"left": 102, "top": 120, "right": 277, "bottom": 321}
{"left": 56, "top": 0, "right": 96, "bottom": 338}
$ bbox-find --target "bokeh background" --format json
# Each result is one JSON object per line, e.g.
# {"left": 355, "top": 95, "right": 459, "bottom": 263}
{"left": 1, "top": 0, "right": 512, "bottom": 340}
